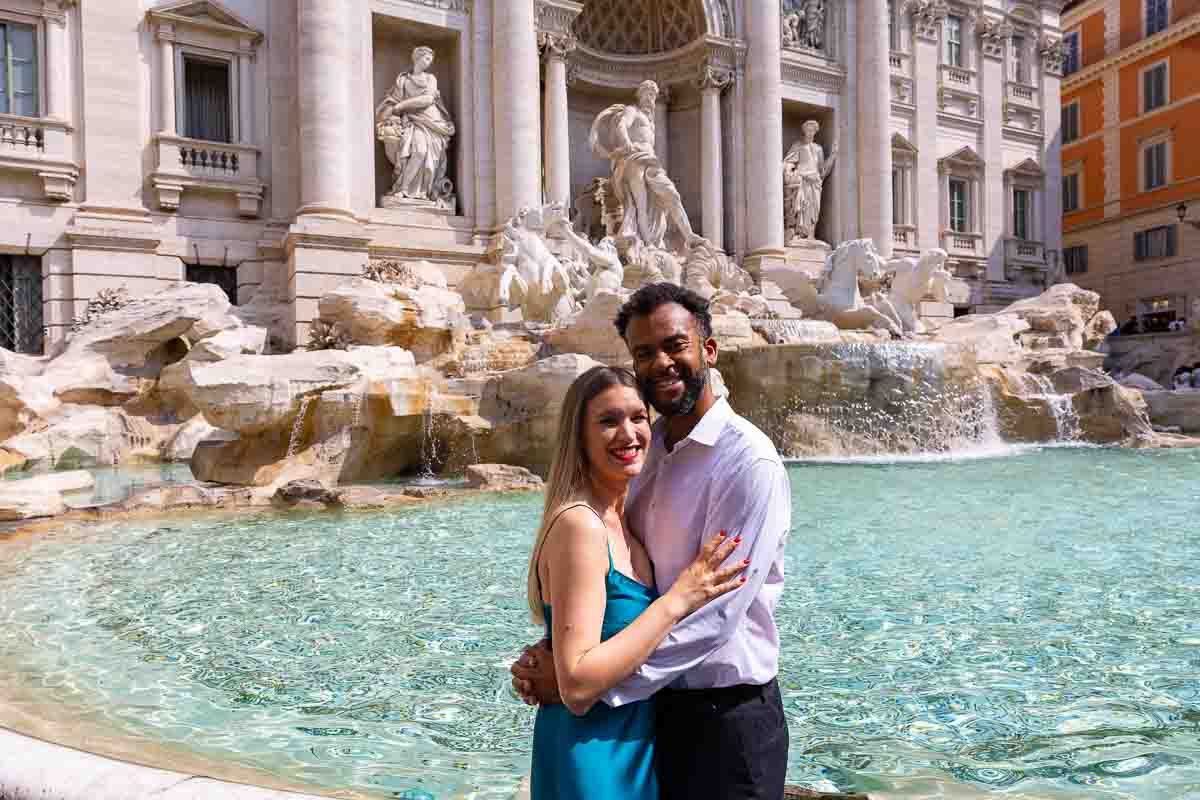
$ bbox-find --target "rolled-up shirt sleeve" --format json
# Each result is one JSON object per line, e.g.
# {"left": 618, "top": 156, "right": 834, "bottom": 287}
{"left": 602, "top": 457, "right": 791, "bottom": 706}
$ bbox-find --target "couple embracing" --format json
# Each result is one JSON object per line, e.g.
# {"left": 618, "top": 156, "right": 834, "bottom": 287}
{"left": 509, "top": 283, "right": 793, "bottom": 799}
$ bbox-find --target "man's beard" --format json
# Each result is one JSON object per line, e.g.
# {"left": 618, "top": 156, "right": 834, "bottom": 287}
{"left": 640, "top": 365, "right": 708, "bottom": 418}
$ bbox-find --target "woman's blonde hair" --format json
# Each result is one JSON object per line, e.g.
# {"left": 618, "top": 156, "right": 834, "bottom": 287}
{"left": 526, "top": 365, "right": 643, "bottom": 624}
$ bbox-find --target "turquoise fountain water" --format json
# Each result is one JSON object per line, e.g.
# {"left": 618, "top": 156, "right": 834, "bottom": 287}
{"left": 1, "top": 447, "right": 1199, "bottom": 799}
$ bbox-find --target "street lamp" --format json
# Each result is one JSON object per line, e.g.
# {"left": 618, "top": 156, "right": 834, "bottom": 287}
{"left": 1177, "top": 202, "right": 1200, "bottom": 228}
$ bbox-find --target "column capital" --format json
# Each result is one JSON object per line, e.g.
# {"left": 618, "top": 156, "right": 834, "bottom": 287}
{"left": 42, "top": 0, "right": 72, "bottom": 26}
{"left": 538, "top": 31, "right": 577, "bottom": 62}
{"left": 1039, "top": 35, "right": 1065, "bottom": 76}
{"left": 155, "top": 22, "right": 177, "bottom": 42}
{"left": 974, "top": 16, "right": 1012, "bottom": 60}
{"left": 535, "top": 0, "right": 583, "bottom": 37}
{"left": 904, "top": 0, "right": 948, "bottom": 42}
{"left": 695, "top": 60, "right": 734, "bottom": 93}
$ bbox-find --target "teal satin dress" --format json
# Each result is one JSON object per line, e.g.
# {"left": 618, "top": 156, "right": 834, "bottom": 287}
{"left": 530, "top": 531, "right": 659, "bottom": 800}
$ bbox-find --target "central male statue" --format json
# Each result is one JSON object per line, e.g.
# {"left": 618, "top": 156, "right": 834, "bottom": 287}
{"left": 589, "top": 80, "right": 698, "bottom": 253}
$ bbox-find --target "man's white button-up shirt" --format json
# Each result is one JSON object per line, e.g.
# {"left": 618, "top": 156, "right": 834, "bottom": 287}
{"left": 603, "top": 396, "right": 791, "bottom": 707}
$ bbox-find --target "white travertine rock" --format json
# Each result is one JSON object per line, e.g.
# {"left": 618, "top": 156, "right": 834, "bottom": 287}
{"left": 2, "top": 406, "right": 125, "bottom": 470}
{"left": 161, "top": 414, "right": 228, "bottom": 462}
{"left": 465, "top": 463, "right": 544, "bottom": 491}
{"left": 1083, "top": 310, "right": 1117, "bottom": 351}
{"left": 317, "top": 278, "right": 465, "bottom": 360}
{"left": 163, "top": 349, "right": 386, "bottom": 435}
{"left": 933, "top": 314, "right": 1031, "bottom": 364}
{"left": 185, "top": 324, "right": 268, "bottom": 363}
{"left": 18, "top": 469, "right": 96, "bottom": 494}
{"left": 1118, "top": 372, "right": 1165, "bottom": 391}
{"left": 997, "top": 283, "right": 1100, "bottom": 350}
{"left": 1145, "top": 389, "right": 1200, "bottom": 434}
{"left": 64, "top": 283, "right": 241, "bottom": 368}
{"left": 543, "top": 291, "right": 631, "bottom": 366}
{"left": 0, "top": 484, "right": 66, "bottom": 520}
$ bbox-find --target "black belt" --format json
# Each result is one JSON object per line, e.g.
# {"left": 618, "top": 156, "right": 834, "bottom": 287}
{"left": 657, "top": 677, "right": 777, "bottom": 714}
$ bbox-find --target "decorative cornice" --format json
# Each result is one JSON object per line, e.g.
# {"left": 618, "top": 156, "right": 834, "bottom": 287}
{"left": 535, "top": 0, "right": 582, "bottom": 37}
{"left": 570, "top": 35, "right": 744, "bottom": 91}
{"left": 1063, "top": 12, "right": 1200, "bottom": 87}
{"left": 146, "top": 1, "right": 264, "bottom": 45}
{"left": 396, "top": 0, "right": 471, "bottom": 11}
{"left": 695, "top": 58, "right": 733, "bottom": 92}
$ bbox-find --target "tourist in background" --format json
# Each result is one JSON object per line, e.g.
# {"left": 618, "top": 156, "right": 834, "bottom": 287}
{"left": 514, "top": 284, "right": 793, "bottom": 800}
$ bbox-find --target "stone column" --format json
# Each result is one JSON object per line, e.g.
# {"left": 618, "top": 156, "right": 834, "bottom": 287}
{"left": 857, "top": 0, "right": 893, "bottom": 257}
{"left": 697, "top": 62, "right": 732, "bottom": 251}
{"left": 156, "top": 24, "right": 176, "bottom": 135}
{"left": 743, "top": 0, "right": 785, "bottom": 274}
{"left": 1040, "top": 39, "right": 1064, "bottom": 260}
{"left": 297, "top": 0, "right": 353, "bottom": 218}
{"left": 45, "top": 3, "right": 70, "bottom": 121}
{"left": 979, "top": 17, "right": 1006, "bottom": 281}
{"left": 540, "top": 33, "right": 575, "bottom": 209}
{"left": 911, "top": 3, "right": 944, "bottom": 257}
{"left": 494, "top": 0, "right": 541, "bottom": 222}
{"left": 237, "top": 43, "right": 254, "bottom": 145}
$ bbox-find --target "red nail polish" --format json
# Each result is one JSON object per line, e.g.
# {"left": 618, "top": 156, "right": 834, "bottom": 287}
{"left": 739, "top": 576, "right": 747, "bottom": 583}
{"left": 733, "top": 536, "right": 742, "bottom": 544}
{"left": 719, "top": 530, "right": 727, "bottom": 538}
{"left": 743, "top": 559, "right": 751, "bottom": 566}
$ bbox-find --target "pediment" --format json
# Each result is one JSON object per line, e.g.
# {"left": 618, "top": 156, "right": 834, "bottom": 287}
{"left": 939, "top": 146, "right": 984, "bottom": 168}
{"left": 891, "top": 133, "right": 918, "bottom": 154}
{"left": 1006, "top": 157, "right": 1044, "bottom": 178}
{"left": 148, "top": 0, "right": 262, "bottom": 40}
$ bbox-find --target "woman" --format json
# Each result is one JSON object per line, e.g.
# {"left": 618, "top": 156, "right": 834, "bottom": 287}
{"left": 526, "top": 366, "right": 747, "bottom": 800}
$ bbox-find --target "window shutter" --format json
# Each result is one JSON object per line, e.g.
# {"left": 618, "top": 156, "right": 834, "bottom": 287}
{"left": 1081, "top": 247, "right": 1088, "bottom": 272}
{"left": 1167, "top": 224, "right": 1177, "bottom": 257}
{"left": 1135, "top": 231, "right": 1146, "bottom": 261}
{"left": 8, "top": 23, "right": 37, "bottom": 118}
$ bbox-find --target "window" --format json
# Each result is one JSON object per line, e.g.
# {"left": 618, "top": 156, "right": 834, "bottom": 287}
{"left": 1013, "top": 189, "right": 1031, "bottom": 240}
{"left": 1143, "top": 140, "right": 1168, "bottom": 190}
{"left": 1063, "top": 31, "right": 1080, "bottom": 75}
{"left": 945, "top": 16, "right": 963, "bottom": 66}
{"left": 1064, "top": 245, "right": 1088, "bottom": 275}
{"left": 183, "top": 56, "right": 232, "bottom": 143}
{"left": 1062, "top": 172, "right": 1080, "bottom": 213}
{"left": 0, "top": 21, "right": 38, "bottom": 117}
{"left": 1063, "top": 102, "right": 1080, "bottom": 143}
{"left": 1146, "top": 0, "right": 1169, "bottom": 36}
{"left": 892, "top": 169, "right": 902, "bottom": 225}
{"left": 0, "top": 255, "right": 42, "bottom": 355}
{"left": 1012, "top": 35, "right": 1028, "bottom": 83}
{"left": 1143, "top": 62, "right": 1168, "bottom": 112}
{"left": 1134, "top": 225, "right": 1177, "bottom": 260}
{"left": 186, "top": 263, "right": 238, "bottom": 304}
{"left": 949, "top": 178, "right": 969, "bottom": 232}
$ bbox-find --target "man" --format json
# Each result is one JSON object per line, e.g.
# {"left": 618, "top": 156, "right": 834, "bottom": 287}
{"left": 511, "top": 283, "right": 792, "bottom": 799}
{"left": 589, "top": 80, "right": 698, "bottom": 253}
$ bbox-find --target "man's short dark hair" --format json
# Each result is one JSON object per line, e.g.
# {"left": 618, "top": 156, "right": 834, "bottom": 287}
{"left": 614, "top": 282, "right": 713, "bottom": 341}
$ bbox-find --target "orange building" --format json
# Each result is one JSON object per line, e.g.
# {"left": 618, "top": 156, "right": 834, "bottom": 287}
{"left": 1061, "top": 0, "right": 1200, "bottom": 330}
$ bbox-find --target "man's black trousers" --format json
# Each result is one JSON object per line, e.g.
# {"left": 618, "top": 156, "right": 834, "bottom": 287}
{"left": 655, "top": 678, "right": 789, "bottom": 800}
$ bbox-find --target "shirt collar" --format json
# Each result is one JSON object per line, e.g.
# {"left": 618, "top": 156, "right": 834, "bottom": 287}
{"left": 683, "top": 396, "right": 732, "bottom": 447}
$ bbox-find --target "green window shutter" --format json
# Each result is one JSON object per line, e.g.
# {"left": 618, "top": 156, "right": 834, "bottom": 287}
{"left": 7, "top": 23, "right": 37, "bottom": 117}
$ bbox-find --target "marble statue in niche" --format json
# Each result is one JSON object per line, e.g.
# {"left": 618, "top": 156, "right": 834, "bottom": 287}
{"left": 782, "top": 0, "right": 826, "bottom": 51}
{"left": 589, "top": 80, "right": 699, "bottom": 253}
{"left": 783, "top": 120, "right": 838, "bottom": 245}
{"left": 375, "top": 46, "right": 457, "bottom": 211}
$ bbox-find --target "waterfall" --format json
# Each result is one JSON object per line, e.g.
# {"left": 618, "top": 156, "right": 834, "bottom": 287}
{"left": 419, "top": 383, "right": 441, "bottom": 477}
{"left": 286, "top": 395, "right": 314, "bottom": 459}
{"left": 1027, "top": 375, "right": 1081, "bottom": 443}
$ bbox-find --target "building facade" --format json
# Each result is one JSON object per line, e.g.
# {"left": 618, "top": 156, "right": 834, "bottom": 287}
{"left": 1061, "top": 0, "right": 1200, "bottom": 330}
{"left": 0, "top": 0, "right": 1065, "bottom": 353}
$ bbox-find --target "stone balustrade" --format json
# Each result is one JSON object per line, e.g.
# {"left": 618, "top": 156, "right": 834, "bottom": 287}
{"left": 1006, "top": 81, "right": 1039, "bottom": 107}
{"left": 0, "top": 113, "right": 77, "bottom": 201}
{"left": 893, "top": 224, "right": 918, "bottom": 251}
{"left": 1006, "top": 237, "right": 1046, "bottom": 264}
{"left": 942, "top": 230, "right": 983, "bottom": 258}
{"left": 938, "top": 64, "right": 978, "bottom": 93}
{"left": 151, "top": 134, "right": 265, "bottom": 217}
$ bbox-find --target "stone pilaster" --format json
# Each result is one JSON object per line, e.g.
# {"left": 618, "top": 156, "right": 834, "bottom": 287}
{"left": 540, "top": 32, "right": 576, "bottom": 208}
{"left": 45, "top": 1, "right": 73, "bottom": 121}
{"left": 857, "top": 0, "right": 893, "bottom": 257}
{"left": 654, "top": 86, "right": 671, "bottom": 177}
{"left": 1040, "top": 35, "right": 1064, "bottom": 257}
{"left": 494, "top": 0, "right": 542, "bottom": 222}
{"left": 697, "top": 61, "right": 732, "bottom": 251}
{"left": 155, "top": 24, "right": 176, "bottom": 135}
{"left": 910, "top": 0, "right": 946, "bottom": 257}
{"left": 743, "top": 0, "right": 785, "bottom": 275}
{"left": 979, "top": 15, "right": 1006, "bottom": 281}
{"left": 297, "top": 0, "right": 354, "bottom": 220}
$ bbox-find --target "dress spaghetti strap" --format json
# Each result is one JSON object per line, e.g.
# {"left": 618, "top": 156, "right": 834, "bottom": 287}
{"left": 535, "top": 502, "right": 609, "bottom": 595}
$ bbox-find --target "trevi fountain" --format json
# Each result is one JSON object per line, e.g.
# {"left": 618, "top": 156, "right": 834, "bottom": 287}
{"left": 3, "top": 17, "right": 1200, "bottom": 800}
